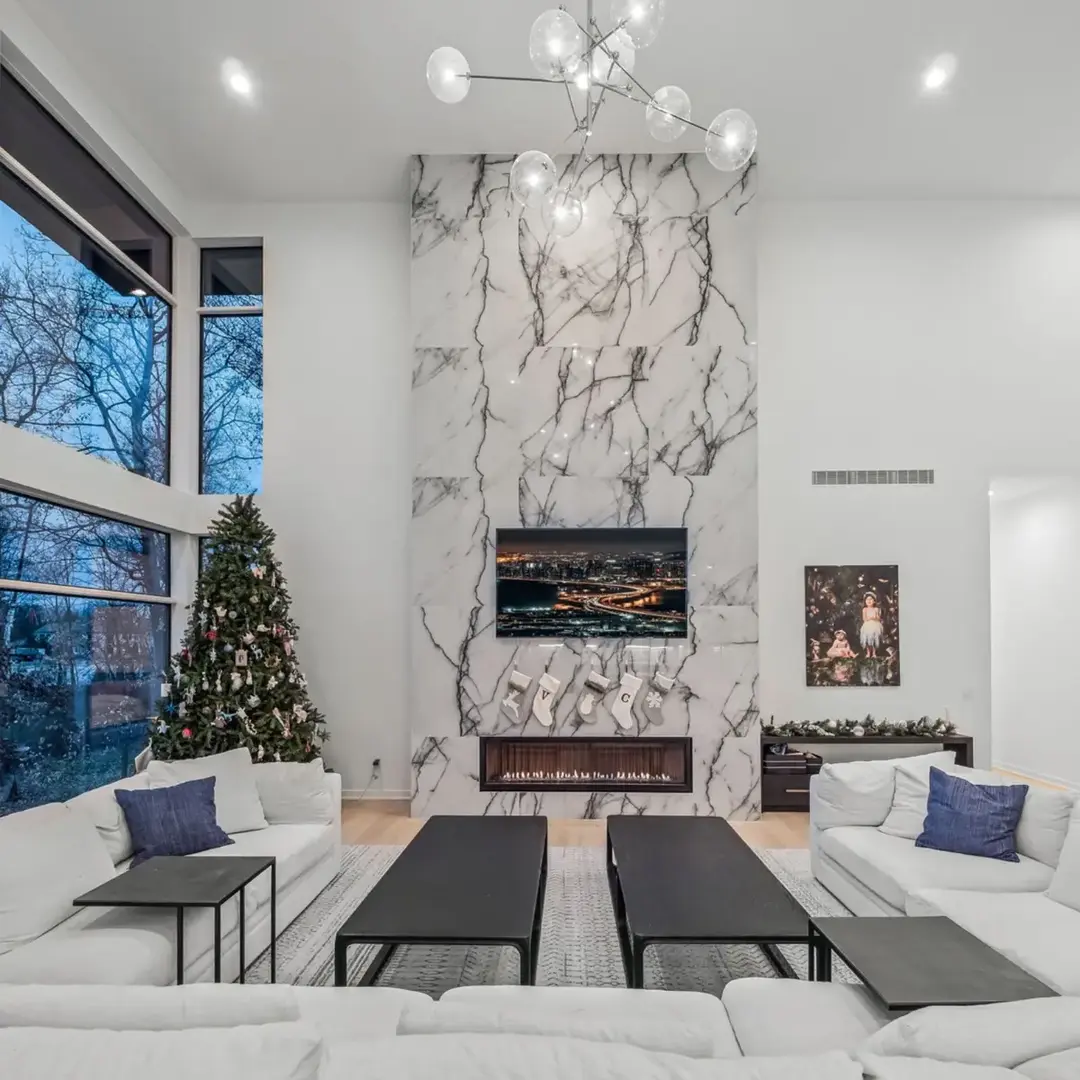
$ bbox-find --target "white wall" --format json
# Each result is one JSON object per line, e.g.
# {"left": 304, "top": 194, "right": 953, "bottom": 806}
{"left": 192, "top": 201, "right": 413, "bottom": 798}
{"left": 991, "top": 480, "right": 1080, "bottom": 789}
{"left": 759, "top": 201, "right": 1080, "bottom": 768}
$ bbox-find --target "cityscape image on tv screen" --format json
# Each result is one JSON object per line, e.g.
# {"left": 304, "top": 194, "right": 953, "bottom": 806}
{"left": 495, "top": 528, "right": 688, "bottom": 638}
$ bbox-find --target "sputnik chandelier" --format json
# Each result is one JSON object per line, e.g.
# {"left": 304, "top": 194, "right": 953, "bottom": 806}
{"left": 425, "top": 0, "right": 757, "bottom": 239}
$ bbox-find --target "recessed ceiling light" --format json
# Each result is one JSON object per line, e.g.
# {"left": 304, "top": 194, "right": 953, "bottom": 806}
{"left": 222, "top": 58, "right": 255, "bottom": 99}
{"left": 922, "top": 52, "right": 957, "bottom": 93}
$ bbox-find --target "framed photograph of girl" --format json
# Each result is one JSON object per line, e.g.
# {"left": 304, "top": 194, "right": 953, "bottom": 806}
{"left": 805, "top": 565, "right": 900, "bottom": 687}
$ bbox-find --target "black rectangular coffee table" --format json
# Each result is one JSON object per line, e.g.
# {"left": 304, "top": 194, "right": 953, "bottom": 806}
{"left": 810, "top": 916, "right": 1057, "bottom": 1010}
{"left": 74, "top": 855, "right": 276, "bottom": 985}
{"left": 335, "top": 815, "right": 547, "bottom": 987}
{"left": 606, "top": 816, "right": 811, "bottom": 988}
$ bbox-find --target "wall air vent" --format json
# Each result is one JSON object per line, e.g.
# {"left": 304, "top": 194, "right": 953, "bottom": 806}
{"left": 812, "top": 470, "right": 935, "bottom": 486}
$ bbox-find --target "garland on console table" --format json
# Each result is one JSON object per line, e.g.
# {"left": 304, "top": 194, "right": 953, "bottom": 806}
{"left": 763, "top": 715, "right": 957, "bottom": 738}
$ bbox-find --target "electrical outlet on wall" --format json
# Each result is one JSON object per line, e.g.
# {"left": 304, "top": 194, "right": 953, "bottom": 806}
{"left": 371, "top": 758, "right": 381, "bottom": 776}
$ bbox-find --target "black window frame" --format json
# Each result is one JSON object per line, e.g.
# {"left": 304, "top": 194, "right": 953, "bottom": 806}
{"left": 198, "top": 245, "right": 263, "bottom": 496}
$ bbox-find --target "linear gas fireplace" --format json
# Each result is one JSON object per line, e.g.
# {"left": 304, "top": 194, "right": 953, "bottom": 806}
{"left": 479, "top": 736, "right": 692, "bottom": 793}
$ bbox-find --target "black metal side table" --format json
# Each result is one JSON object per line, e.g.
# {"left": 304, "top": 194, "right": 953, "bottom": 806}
{"left": 74, "top": 855, "right": 276, "bottom": 985}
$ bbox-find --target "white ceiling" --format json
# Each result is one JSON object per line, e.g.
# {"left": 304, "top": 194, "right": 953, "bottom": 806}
{"left": 17, "top": 0, "right": 1080, "bottom": 204}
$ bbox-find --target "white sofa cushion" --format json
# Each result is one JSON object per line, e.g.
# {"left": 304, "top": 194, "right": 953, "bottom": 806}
{"left": 819, "top": 827, "right": 1053, "bottom": 911}
{"left": 1047, "top": 803, "right": 1080, "bottom": 911}
{"left": 1018, "top": 1048, "right": 1080, "bottom": 1080}
{"left": 0, "top": 1022, "right": 323, "bottom": 1080}
{"left": 146, "top": 748, "right": 267, "bottom": 834}
{"left": 880, "top": 758, "right": 954, "bottom": 839}
{"left": 66, "top": 775, "right": 150, "bottom": 865}
{"left": 197, "top": 823, "right": 334, "bottom": 893}
{"left": 860, "top": 997, "right": 1080, "bottom": 1069}
{"left": 254, "top": 760, "right": 333, "bottom": 825}
{"left": 0, "top": 983, "right": 299, "bottom": 1029}
{"left": 0, "top": 803, "right": 115, "bottom": 957}
{"left": 398, "top": 1000, "right": 725, "bottom": 1058}
{"left": 812, "top": 752, "right": 957, "bottom": 830}
{"left": 907, "top": 888, "right": 1080, "bottom": 995}
{"left": 721, "top": 978, "right": 891, "bottom": 1056}
{"left": 291, "top": 987, "right": 432, "bottom": 1043}
{"left": 441, "top": 986, "right": 740, "bottom": 1058}
{"left": 322, "top": 1034, "right": 861, "bottom": 1080}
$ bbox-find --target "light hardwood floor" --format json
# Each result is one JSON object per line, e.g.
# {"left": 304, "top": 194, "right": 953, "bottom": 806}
{"left": 342, "top": 801, "right": 810, "bottom": 848}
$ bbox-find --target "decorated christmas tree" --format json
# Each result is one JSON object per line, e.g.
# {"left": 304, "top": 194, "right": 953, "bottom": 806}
{"left": 150, "top": 496, "right": 327, "bottom": 762}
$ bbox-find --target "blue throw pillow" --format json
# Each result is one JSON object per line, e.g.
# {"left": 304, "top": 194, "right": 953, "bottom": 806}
{"left": 915, "top": 767, "right": 1028, "bottom": 862}
{"left": 115, "top": 776, "right": 233, "bottom": 866}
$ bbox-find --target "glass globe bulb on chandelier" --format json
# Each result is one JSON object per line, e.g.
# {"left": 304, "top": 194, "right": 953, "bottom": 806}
{"left": 424, "top": 0, "right": 756, "bottom": 239}
{"left": 541, "top": 189, "right": 585, "bottom": 237}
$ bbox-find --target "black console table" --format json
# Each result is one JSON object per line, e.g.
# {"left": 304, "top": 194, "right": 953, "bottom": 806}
{"left": 761, "top": 733, "right": 973, "bottom": 812}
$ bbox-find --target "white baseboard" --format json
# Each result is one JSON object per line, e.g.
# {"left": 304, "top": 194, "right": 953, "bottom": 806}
{"left": 993, "top": 761, "right": 1079, "bottom": 792}
{"left": 341, "top": 789, "right": 412, "bottom": 801}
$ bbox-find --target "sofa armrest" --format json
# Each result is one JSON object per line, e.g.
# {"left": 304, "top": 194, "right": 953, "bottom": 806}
{"left": 324, "top": 769, "right": 342, "bottom": 848}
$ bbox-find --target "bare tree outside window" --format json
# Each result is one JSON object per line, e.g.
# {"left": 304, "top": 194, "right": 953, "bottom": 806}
{"left": 0, "top": 203, "right": 169, "bottom": 482}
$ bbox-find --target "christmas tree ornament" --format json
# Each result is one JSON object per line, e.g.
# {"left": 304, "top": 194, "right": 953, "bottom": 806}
{"left": 257, "top": 746, "right": 265, "bottom": 761}
{"left": 202, "top": 678, "right": 209, "bottom": 691}
{"left": 248, "top": 694, "right": 260, "bottom": 707}
{"left": 612, "top": 672, "right": 643, "bottom": 730}
{"left": 159, "top": 682, "right": 171, "bottom": 697}
{"left": 293, "top": 704, "right": 307, "bottom": 722}
{"left": 223, "top": 643, "right": 233, "bottom": 653}
{"left": 577, "top": 670, "right": 611, "bottom": 722}
{"left": 228, "top": 610, "right": 237, "bottom": 619}
{"left": 257, "top": 624, "right": 269, "bottom": 633}
{"left": 206, "top": 629, "right": 217, "bottom": 641}
{"left": 267, "top": 675, "right": 278, "bottom": 690}
{"left": 215, "top": 606, "right": 226, "bottom": 618}
{"left": 235, "top": 649, "right": 248, "bottom": 667}
{"left": 253, "top": 647, "right": 263, "bottom": 660}
{"left": 209, "top": 646, "right": 216, "bottom": 662}
{"left": 246, "top": 671, "right": 253, "bottom": 686}
{"left": 231, "top": 672, "right": 243, "bottom": 691}
{"left": 250, "top": 594, "right": 258, "bottom": 603}
{"left": 531, "top": 672, "right": 561, "bottom": 728}
{"left": 178, "top": 703, "right": 186, "bottom": 717}
{"left": 182, "top": 727, "right": 192, "bottom": 739}
{"left": 252, "top": 565, "right": 266, "bottom": 578}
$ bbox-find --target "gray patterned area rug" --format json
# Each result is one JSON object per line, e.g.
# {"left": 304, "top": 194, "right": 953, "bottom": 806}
{"left": 245, "top": 845, "right": 855, "bottom": 996}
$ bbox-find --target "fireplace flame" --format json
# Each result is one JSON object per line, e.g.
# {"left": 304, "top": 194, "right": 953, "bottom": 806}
{"left": 497, "top": 770, "right": 673, "bottom": 783}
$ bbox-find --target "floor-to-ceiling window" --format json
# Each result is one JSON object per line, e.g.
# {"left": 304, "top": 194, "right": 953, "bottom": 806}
{"left": 200, "top": 246, "right": 263, "bottom": 494}
{"left": 0, "top": 68, "right": 175, "bottom": 813}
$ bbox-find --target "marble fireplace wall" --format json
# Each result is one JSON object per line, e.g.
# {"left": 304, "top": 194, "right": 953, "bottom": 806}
{"left": 409, "top": 154, "right": 758, "bottom": 817}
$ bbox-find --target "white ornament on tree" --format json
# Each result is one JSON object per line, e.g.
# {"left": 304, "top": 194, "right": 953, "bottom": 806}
{"left": 235, "top": 649, "right": 248, "bottom": 667}
{"left": 231, "top": 672, "right": 243, "bottom": 690}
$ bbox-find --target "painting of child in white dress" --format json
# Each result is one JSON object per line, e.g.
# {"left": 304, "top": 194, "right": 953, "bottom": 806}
{"left": 805, "top": 565, "right": 900, "bottom": 687}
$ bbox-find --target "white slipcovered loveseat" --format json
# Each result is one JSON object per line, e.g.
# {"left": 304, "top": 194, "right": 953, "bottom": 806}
{"left": 809, "top": 751, "right": 1080, "bottom": 994}
{"left": 0, "top": 749, "right": 341, "bottom": 985}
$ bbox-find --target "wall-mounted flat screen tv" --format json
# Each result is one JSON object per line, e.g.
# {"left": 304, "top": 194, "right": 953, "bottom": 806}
{"left": 495, "top": 527, "right": 688, "bottom": 638}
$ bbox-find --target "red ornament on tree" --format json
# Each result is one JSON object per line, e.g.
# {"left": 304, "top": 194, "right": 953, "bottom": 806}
{"left": 206, "top": 629, "right": 217, "bottom": 641}
{"left": 181, "top": 727, "right": 192, "bottom": 739}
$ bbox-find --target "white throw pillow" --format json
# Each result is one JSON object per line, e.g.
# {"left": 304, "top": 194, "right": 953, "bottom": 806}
{"left": 0, "top": 803, "right": 115, "bottom": 957}
{"left": 0, "top": 984, "right": 300, "bottom": 1030}
{"left": 860, "top": 997, "right": 1080, "bottom": 1069}
{"left": 0, "top": 1022, "right": 323, "bottom": 1080}
{"left": 879, "top": 753, "right": 959, "bottom": 839}
{"left": 254, "top": 760, "right": 333, "bottom": 825}
{"left": 1047, "top": 803, "right": 1080, "bottom": 912}
{"left": 146, "top": 747, "right": 267, "bottom": 834}
{"left": 65, "top": 775, "right": 150, "bottom": 865}
{"left": 811, "top": 754, "right": 949, "bottom": 830}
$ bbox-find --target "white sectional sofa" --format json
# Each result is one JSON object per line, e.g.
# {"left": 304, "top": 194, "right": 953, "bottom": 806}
{"left": 809, "top": 751, "right": 1080, "bottom": 994}
{"left": 0, "top": 752, "right": 341, "bottom": 985}
{"left": 2, "top": 982, "right": 1080, "bottom": 1079}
